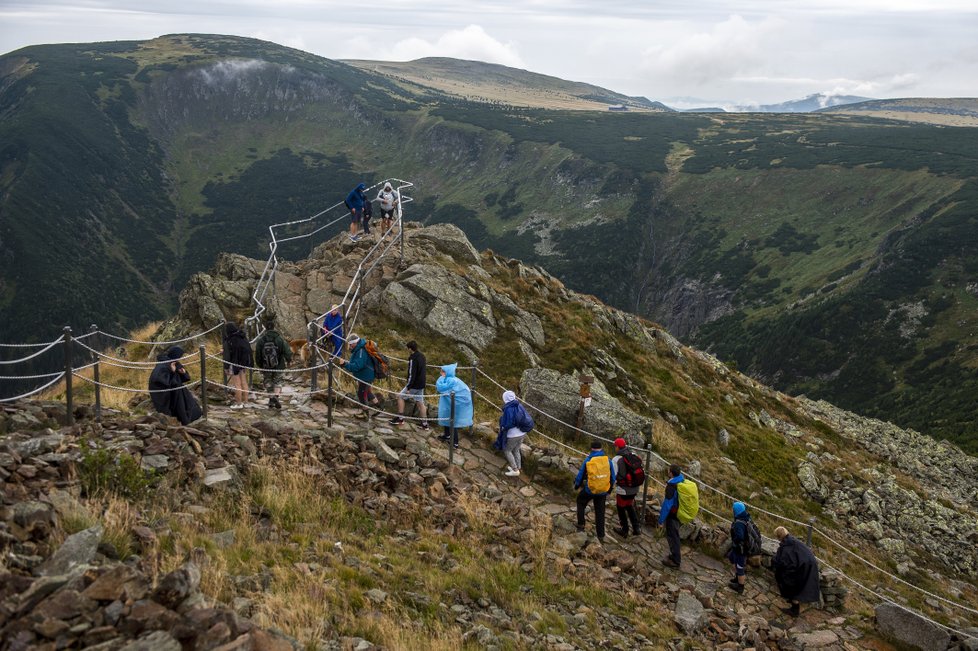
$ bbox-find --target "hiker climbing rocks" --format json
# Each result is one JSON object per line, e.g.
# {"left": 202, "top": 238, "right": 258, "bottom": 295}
{"left": 376, "top": 181, "right": 398, "bottom": 235}
{"left": 435, "top": 363, "right": 472, "bottom": 448}
{"left": 574, "top": 441, "right": 615, "bottom": 542}
{"left": 493, "top": 390, "right": 534, "bottom": 477}
{"left": 390, "top": 340, "right": 429, "bottom": 430}
{"left": 222, "top": 322, "right": 252, "bottom": 409}
{"left": 657, "top": 464, "right": 692, "bottom": 568}
{"left": 320, "top": 304, "right": 344, "bottom": 358}
{"left": 148, "top": 346, "right": 202, "bottom": 425}
{"left": 727, "top": 501, "right": 760, "bottom": 594}
{"left": 611, "top": 437, "right": 644, "bottom": 538}
{"left": 773, "top": 526, "right": 821, "bottom": 616}
{"left": 361, "top": 194, "right": 374, "bottom": 238}
{"left": 339, "top": 334, "right": 381, "bottom": 417}
{"left": 254, "top": 313, "right": 291, "bottom": 410}
{"left": 345, "top": 182, "right": 367, "bottom": 240}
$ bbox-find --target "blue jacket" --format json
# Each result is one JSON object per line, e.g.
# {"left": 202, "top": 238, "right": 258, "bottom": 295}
{"left": 494, "top": 400, "right": 529, "bottom": 449}
{"left": 322, "top": 312, "right": 344, "bottom": 349}
{"left": 436, "top": 363, "right": 473, "bottom": 428}
{"left": 346, "top": 339, "right": 374, "bottom": 383}
{"left": 659, "top": 474, "right": 686, "bottom": 524}
{"left": 574, "top": 450, "right": 616, "bottom": 496}
{"left": 346, "top": 183, "right": 366, "bottom": 210}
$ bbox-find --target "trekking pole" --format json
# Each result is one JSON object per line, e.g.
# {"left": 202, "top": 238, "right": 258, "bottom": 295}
{"left": 449, "top": 390, "right": 456, "bottom": 466}
{"left": 90, "top": 324, "right": 101, "bottom": 423}
{"left": 199, "top": 344, "right": 208, "bottom": 420}
{"left": 327, "top": 357, "right": 334, "bottom": 428}
{"left": 641, "top": 443, "right": 653, "bottom": 524}
{"left": 63, "top": 326, "right": 73, "bottom": 426}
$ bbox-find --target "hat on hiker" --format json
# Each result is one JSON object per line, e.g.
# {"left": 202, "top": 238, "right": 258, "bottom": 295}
{"left": 614, "top": 437, "right": 627, "bottom": 449}
{"left": 732, "top": 502, "right": 746, "bottom": 517}
{"left": 502, "top": 390, "right": 517, "bottom": 404}
{"left": 348, "top": 334, "right": 360, "bottom": 346}
{"left": 590, "top": 440, "right": 603, "bottom": 450}
{"left": 165, "top": 346, "right": 184, "bottom": 360}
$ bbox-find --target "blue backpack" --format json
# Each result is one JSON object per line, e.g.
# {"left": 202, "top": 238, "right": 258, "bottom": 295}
{"left": 516, "top": 404, "right": 534, "bottom": 433}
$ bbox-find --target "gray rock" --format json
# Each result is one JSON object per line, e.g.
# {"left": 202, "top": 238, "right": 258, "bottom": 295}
{"left": 118, "top": 630, "right": 182, "bottom": 651}
{"left": 210, "top": 529, "right": 236, "bottom": 549}
{"left": 411, "top": 223, "right": 480, "bottom": 264}
{"left": 203, "top": 466, "right": 234, "bottom": 487}
{"left": 12, "top": 500, "right": 56, "bottom": 535}
{"left": 232, "top": 435, "right": 257, "bottom": 455}
{"left": 365, "top": 588, "right": 388, "bottom": 604}
{"left": 797, "top": 462, "right": 828, "bottom": 503}
{"left": 717, "top": 428, "right": 730, "bottom": 448}
{"left": 371, "top": 438, "right": 400, "bottom": 464}
{"left": 875, "top": 602, "right": 950, "bottom": 651}
{"left": 140, "top": 454, "right": 169, "bottom": 471}
{"left": 674, "top": 591, "right": 708, "bottom": 634}
{"left": 38, "top": 524, "right": 103, "bottom": 576}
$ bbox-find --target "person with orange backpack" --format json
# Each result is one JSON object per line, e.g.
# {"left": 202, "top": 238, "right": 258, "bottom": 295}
{"left": 339, "top": 334, "right": 381, "bottom": 418}
{"left": 574, "top": 441, "right": 616, "bottom": 542}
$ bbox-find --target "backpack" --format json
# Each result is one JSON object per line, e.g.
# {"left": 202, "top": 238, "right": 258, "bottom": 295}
{"left": 261, "top": 338, "right": 279, "bottom": 369}
{"left": 516, "top": 404, "right": 534, "bottom": 433}
{"left": 584, "top": 455, "right": 612, "bottom": 494}
{"left": 744, "top": 519, "right": 763, "bottom": 556}
{"left": 364, "top": 340, "right": 389, "bottom": 380}
{"left": 675, "top": 479, "right": 700, "bottom": 524}
{"left": 617, "top": 452, "right": 646, "bottom": 488}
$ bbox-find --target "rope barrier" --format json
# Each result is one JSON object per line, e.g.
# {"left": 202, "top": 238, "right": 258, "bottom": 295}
{"left": 0, "top": 370, "right": 66, "bottom": 380}
{"left": 72, "top": 373, "right": 201, "bottom": 394}
{"left": 73, "top": 340, "right": 200, "bottom": 367}
{"left": 95, "top": 321, "right": 225, "bottom": 345}
{"left": 0, "top": 338, "right": 63, "bottom": 348}
{"left": 0, "top": 372, "right": 66, "bottom": 402}
{"left": 0, "top": 336, "right": 65, "bottom": 364}
{"left": 203, "top": 352, "right": 330, "bottom": 374}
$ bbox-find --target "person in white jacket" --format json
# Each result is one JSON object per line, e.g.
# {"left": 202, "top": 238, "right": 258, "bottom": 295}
{"left": 376, "top": 182, "right": 399, "bottom": 235}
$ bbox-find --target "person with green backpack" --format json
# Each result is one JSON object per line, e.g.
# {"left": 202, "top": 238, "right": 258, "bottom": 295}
{"left": 574, "top": 441, "right": 616, "bottom": 542}
{"left": 254, "top": 313, "right": 292, "bottom": 410}
{"left": 657, "top": 464, "right": 699, "bottom": 568}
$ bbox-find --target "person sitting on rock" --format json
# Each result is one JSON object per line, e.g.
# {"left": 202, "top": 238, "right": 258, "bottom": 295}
{"left": 148, "top": 346, "right": 202, "bottom": 425}
{"left": 435, "top": 363, "right": 472, "bottom": 448}
{"left": 773, "top": 526, "right": 821, "bottom": 616}
{"left": 657, "top": 464, "right": 685, "bottom": 568}
{"left": 390, "top": 340, "right": 429, "bottom": 430}
{"left": 320, "top": 304, "right": 344, "bottom": 358}
{"left": 493, "top": 390, "right": 532, "bottom": 477}
{"left": 574, "top": 441, "right": 616, "bottom": 542}
{"left": 339, "top": 334, "right": 380, "bottom": 418}
{"left": 727, "top": 501, "right": 753, "bottom": 594}
{"left": 611, "top": 437, "right": 642, "bottom": 538}
{"left": 254, "top": 313, "right": 291, "bottom": 410}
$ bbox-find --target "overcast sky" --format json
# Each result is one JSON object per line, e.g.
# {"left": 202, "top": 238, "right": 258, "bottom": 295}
{"left": 1, "top": 0, "right": 976, "bottom": 108}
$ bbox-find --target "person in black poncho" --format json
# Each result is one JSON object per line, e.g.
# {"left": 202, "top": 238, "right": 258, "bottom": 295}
{"left": 148, "top": 346, "right": 202, "bottom": 425}
{"left": 773, "top": 526, "right": 821, "bottom": 617}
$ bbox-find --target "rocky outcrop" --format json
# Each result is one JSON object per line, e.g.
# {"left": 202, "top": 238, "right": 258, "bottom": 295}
{"left": 875, "top": 602, "right": 951, "bottom": 651}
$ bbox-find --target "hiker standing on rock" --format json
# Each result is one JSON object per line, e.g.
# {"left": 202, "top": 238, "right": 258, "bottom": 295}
{"left": 611, "top": 437, "right": 644, "bottom": 538}
{"left": 435, "top": 363, "right": 472, "bottom": 449}
{"left": 361, "top": 194, "right": 374, "bottom": 238}
{"left": 493, "top": 390, "right": 533, "bottom": 477}
{"left": 254, "top": 313, "right": 291, "bottom": 410}
{"left": 320, "top": 304, "right": 344, "bottom": 358}
{"left": 148, "top": 346, "right": 202, "bottom": 425}
{"left": 574, "top": 441, "right": 615, "bottom": 543}
{"left": 345, "top": 182, "right": 367, "bottom": 240}
{"left": 376, "top": 181, "right": 398, "bottom": 235}
{"left": 222, "top": 322, "right": 253, "bottom": 409}
{"left": 727, "top": 501, "right": 758, "bottom": 594}
{"left": 339, "top": 334, "right": 381, "bottom": 418}
{"left": 657, "top": 464, "right": 687, "bottom": 568}
{"left": 390, "top": 340, "right": 429, "bottom": 430}
{"left": 773, "top": 526, "right": 821, "bottom": 616}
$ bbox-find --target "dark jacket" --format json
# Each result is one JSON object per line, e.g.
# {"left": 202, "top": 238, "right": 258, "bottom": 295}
{"left": 658, "top": 474, "right": 685, "bottom": 524}
{"left": 774, "top": 535, "right": 821, "bottom": 603}
{"left": 362, "top": 199, "right": 373, "bottom": 218}
{"left": 405, "top": 350, "right": 426, "bottom": 390}
{"left": 223, "top": 328, "right": 252, "bottom": 373}
{"left": 346, "top": 339, "right": 375, "bottom": 383}
{"left": 730, "top": 511, "right": 752, "bottom": 555}
{"left": 254, "top": 329, "right": 291, "bottom": 371}
{"left": 574, "top": 450, "right": 616, "bottom": 496}
{"left": 148, "top": 350, "right": 202, "bottom": 426}
{"left": 345, "top": 183, "right": 366, "bottom": 210}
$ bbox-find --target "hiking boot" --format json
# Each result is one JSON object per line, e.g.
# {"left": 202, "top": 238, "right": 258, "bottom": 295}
{"left": 420, "top": 420, "right": 430, "bottom": 430}
{"left": 613, "top": 526, "right": 629, "bottom": 538}
{"left": 661, "top": 557, "right": 680, "bottom": 568}
{"left": 632, "top": 527, "right": 642, "bottom": 536}
{"left": 390, "top": 416, "right": 405, "bottom": 426}
{"left": 437, "top": 434, "right": 450, "bottom": 442}
{"left": 781, "top": 604, "right": 800, "bottom": 617}
{"left": 727, "top": 581, "right": 744, "bottom": 594}
{"left": 505, "top": 468, "right": 521, "bottom": 477}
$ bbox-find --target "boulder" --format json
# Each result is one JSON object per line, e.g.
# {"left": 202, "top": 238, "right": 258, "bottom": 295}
{"left": 38, "top": 524, "right": 103, "bottom": 576}
{"left": 410, "top": 223, "right": 480, "bottom": 264}
{"left": 875, "top": 602, "right": 951, "bottom": 651}
{"left": 674, "top": 591, "right": 708, "bottom": 634}
{"left": 797, "top": 463, "right": 828, "bottom": 503}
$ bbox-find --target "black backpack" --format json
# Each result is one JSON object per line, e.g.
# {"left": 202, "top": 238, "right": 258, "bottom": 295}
{"left": 618, "top": 452, "right": 646, "bottom": 488}
{"left": 261, "top": 339, "right": 279, "bottom": 369}
{"left": 745, "top": 520, "right": 763, "bottom": 556}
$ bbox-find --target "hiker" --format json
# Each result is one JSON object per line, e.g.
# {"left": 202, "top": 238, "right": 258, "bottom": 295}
{"left": 657, "top": 464, "right": 686, "bottom": 568}
{"left": 727, "top": 501, "right": 755, "bottom": 594}
{"left": 345, "top": 182, "right": 367, "bottom": 240}
{"left": 320, "top": 304, "right": 344, "bottom": 358}
{"left": 222, "top": 322, "right": 252, "bottom": 409}
{"left": 254, "top": 313, "right": 291, "bottom": 409}
{"left": 493, "top": 390, "right": 533, "bottom": 477}
{"left": 376, "top": 181, "right": 398, "bottom": 234}
{"left": 435, "top": 363, "right": 472, "bottom": 448}
{"left": 773, "top": 526, "right": 821, "bottom": 616}
{"left": 339, "top": 334, "right": 381, "bottom": 417}
{"left": 148, "top": 346, "right": 202, "bottom": 425}
{"left": 611, "top": 437, "right": 643, "bottom": 538}
{"left": 390, "top": 340, "right": 429, "bottom": 430}
{"left": 574, "top": 441, "right": 615, "bottom": 542}
{"left": 361, "top": 195, "right": 374, "bottom": 237}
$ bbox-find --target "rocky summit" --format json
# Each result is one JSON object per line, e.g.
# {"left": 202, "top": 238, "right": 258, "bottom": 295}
{"left": 3, "top": 224, "right": 978, "bottom": 649}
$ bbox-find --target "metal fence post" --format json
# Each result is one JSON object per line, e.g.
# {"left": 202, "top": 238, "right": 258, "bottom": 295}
{"left": 807, "top": 517, "right": 816, "bottom": 548}
{"left": 327, "top": 357, "right": 334, "bottom": 428}
{"left": 309, "top": 327, "right": 318, "bottom": 394}
{"left": 199, "top": 344, "right": 208, "bottom": 420}
{"left": 448, "top": 390, "right": 456, "bottom": 465}
{"left": 641, "top": 443, "right": 653, "bottom": 524}
{"left": 63, "top": 326, "right": 73, "bottom": 426}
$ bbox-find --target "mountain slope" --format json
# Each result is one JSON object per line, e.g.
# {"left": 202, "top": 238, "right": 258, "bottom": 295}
{"left": 821, "top": 97, "right": 978, "bottom": 126}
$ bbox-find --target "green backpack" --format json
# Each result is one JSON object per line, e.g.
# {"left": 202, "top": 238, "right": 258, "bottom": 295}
{"left": 676, "top": 479, "right": 700, "bottom": 524}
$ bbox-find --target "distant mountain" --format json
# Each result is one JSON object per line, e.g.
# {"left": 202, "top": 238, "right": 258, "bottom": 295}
{"left": 819, "top": 97, "right": 978, "bottom": 126}
{"left": 343, "top": 57, "right": 673, "bottom": 112}
{"left": 749, "top": 93, "right": 872, "bottom": 113}
{"left": 679, "top": 107, "right": 727, "bottom": 113}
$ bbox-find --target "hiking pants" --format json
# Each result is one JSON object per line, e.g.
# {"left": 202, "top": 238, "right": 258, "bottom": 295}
{"left": 503, "top": 435, "right": 524, "bottom": 470}
{"left": 616, "top": 494, "right": 640, "bottom": 534}
{"left": 576, "top": 491, "right": 607, "bottom": 539}
{"left": 356, "top": 382, "right": 374, "bottom": 407}
{"left": 665, "top": 515, "right": 681, "bottom": 565}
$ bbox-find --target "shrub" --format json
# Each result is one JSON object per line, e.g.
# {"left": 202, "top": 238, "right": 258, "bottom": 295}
{"left": 78, "top": 441, "right": 158, "bottom": 500}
